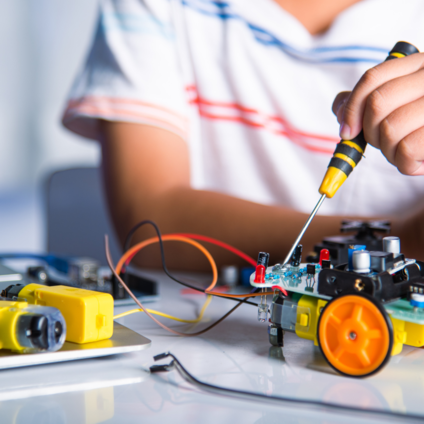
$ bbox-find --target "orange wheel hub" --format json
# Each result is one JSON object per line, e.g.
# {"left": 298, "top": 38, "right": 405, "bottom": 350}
{"left": 318, "top": 295, "right": 392, "bottom": 377}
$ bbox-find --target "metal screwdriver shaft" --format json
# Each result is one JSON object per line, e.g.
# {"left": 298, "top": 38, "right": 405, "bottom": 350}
{"left": 282, "top": 194, "right": 326, "bottom": 266}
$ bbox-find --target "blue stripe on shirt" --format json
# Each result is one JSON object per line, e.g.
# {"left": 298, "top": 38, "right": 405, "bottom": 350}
{"left": 100, "top": 12, "right": 174, "bottom": 39}
{"left": 181, "top": 0, "right": 389, "bottom": 63}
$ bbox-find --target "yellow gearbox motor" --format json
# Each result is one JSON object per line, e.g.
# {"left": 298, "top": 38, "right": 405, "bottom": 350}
{"left": 3, "top": 283, "right": 114, "bottom": 344}
{"left": 0, "top": 300, "right": 66, "bottom": 353}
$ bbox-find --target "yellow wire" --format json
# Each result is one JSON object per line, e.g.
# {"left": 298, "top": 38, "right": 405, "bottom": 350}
{"left": 113, "top": 294, "right": 213, "bottom": 323}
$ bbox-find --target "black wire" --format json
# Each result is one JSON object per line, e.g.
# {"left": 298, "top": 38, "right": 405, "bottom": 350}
{"left": 122, "top": 219, "right": 258, "bottom": 307}
{"left": 151, "top": 352, "right": 424, "bottom": 423}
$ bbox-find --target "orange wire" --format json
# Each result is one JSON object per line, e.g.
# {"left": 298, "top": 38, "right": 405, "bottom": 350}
{"left": 116, "top": 235, "right": 218, "bottom": 290}
{"left": 115, "top": 236, "right": 273, "bottom": 298}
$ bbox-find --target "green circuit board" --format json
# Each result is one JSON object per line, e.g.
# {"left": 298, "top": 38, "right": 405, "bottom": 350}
{"left": 250, "top": 267, "right": 424, "bottom": 325}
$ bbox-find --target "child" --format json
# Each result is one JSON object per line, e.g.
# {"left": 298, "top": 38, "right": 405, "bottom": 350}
{"left": 63, "top": 0, "right": 424, "bottom": 269}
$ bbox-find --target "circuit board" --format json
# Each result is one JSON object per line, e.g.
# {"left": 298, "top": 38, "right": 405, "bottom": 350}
{"left": 250, "top": 265, "right": 424, "bottom": 325}
{"left": 250, "top": 264, "right": 327, "bottom": 298}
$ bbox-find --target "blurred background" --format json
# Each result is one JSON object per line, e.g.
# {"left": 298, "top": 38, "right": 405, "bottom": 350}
{"left": 0, "top": 0, "right": 100, "bottom": 252}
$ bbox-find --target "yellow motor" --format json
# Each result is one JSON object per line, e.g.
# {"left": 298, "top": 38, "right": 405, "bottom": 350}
{"left": 0, "top": 300, "right": 66, "bottom": 353}
{"left": 3, "top": 284, "right": 114, "bottom": 344}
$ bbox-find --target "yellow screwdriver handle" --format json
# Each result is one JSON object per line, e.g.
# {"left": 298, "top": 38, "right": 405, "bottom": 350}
{"left": 319, "top": 41, "right": 420, "bottom": 198}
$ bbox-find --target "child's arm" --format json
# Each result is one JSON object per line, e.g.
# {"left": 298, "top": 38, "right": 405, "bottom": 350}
{"left": 333, "top": 52, "right": 424, "bottom": 176}
{"left": 98, "top": 121, "right": 416, "bottom": 270}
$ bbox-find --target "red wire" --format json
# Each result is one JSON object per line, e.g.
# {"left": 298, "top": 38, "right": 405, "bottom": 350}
{"left": 122, "top": 233, "right": 288, "bottom": 296}
{"left": 175, "top": 233, "right": 257, "bottom": 266}
{"left": 123, "top": 233, "right": 257, "bottom": 267}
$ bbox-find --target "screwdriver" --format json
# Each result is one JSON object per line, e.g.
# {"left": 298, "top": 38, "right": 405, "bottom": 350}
{"left": 282, "top": 41, "right": 420, "bottom": 266}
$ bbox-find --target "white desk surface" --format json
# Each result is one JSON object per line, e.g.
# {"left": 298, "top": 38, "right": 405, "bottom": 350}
{"left": 1, "top": 270, "right": 424, "bottom": 424}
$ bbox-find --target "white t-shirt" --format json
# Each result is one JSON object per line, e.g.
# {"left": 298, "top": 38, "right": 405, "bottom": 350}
{"left": 63, "top": 0, "right": 424, "bottom": 217}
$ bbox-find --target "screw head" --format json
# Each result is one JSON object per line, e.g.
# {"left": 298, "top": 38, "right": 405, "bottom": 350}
{"left": 354, "top": 279, "right": 365, "bottom": 291}
{"left": 349, "top": 332, "right": 357, "bottom": 340}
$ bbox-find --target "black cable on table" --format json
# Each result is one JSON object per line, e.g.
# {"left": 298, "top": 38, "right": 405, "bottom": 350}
{"left": 151, "top": 352, "right": 424, "bottom": 423}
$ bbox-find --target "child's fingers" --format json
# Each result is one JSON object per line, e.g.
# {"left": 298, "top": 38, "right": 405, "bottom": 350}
{"left": 395, "top": 126, "right": 424, "bottom": 176}
{"left": 332, "top": 91, "right": 350, "bottom": 124}
{"left": 363, "top": 67, "right": 424, "bottom": 150}
{"left": 339, "top": 53, "right": 424, "bottom": 141}
{"left": 378, "top": 95, "right": 424, "bottom": 167}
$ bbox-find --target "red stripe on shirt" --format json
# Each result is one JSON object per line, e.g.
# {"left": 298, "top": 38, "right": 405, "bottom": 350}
{"left": 185, "top": 85, "right": 339, "bottom": 154}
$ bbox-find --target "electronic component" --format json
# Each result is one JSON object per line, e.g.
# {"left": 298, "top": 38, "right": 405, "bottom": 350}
{"left": 411, "top": 293, "right": 424, "bottom": 312}
{"left": 290, "top": 245, "right": 302, "bottom": 268}
{"left": 318, "top": 249, "right": 330, "bottom": 266}
{"left": 306, "top": 264, "right": 315, "bottom": 276}
{"left": 383, "top": 236, "right": 401, "bottom": 255}
{"left": 111, "top": 269, "right": 158, "bottom": 302}
{"left": 347, "top": 245, "right": 366, "bottom": 270}
{"left": 2, "top": 284, "right": 113, "bottom": 344}
{"left": 411, "top": 291, "right": 424, "bottom": 299}
{"left": 321, "top": 259, "right": 331, "bottom": 269}
{"left": 0, "top": 300, "right": 66, "bottom": 353}
{"left": 369, "top": 251, "right": 394, "bottom": 273}
{"left": 305, "top": 264, "right": 316, "bottom": 291}
{"left": 352, "top": 250, "right": 371, "bottom": 274}
{"left": 254, "top": 252, "right": 270, "bottom": 322}
{"left": 253, "top": 252, "right": 269, "bottom": 284}
{"left": 257, "top": 303, "right": 268, "bottom": 322}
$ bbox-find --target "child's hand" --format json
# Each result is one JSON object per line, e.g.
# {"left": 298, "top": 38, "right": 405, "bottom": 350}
{"left": 332, "top": 53, "right": 424, "bottom": 176}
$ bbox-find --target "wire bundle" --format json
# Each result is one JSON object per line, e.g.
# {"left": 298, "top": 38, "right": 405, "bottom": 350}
{"left": 108, "top": 220, "right": 279, "bottom": 336}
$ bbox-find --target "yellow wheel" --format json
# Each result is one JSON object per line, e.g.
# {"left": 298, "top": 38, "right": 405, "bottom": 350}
{"left": 317, "top": 294, "right": 393, "bottom": 377}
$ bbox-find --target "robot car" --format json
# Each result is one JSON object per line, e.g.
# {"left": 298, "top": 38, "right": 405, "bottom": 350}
{"left": 250, "top": 221, "right": 424, "bottom": 377}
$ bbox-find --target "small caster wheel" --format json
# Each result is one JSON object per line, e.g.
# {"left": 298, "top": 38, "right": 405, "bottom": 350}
{"left": 268, "top": 324, "right": 284, "bottom": 347}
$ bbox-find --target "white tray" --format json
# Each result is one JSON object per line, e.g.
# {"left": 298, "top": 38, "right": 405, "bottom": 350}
{"left": 0, "top": 322, "right": 150, "bottom": 370}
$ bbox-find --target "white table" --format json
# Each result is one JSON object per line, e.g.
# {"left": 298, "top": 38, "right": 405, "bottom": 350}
{"left": 1, "top": 270, "right": 424, "bottom": 423}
